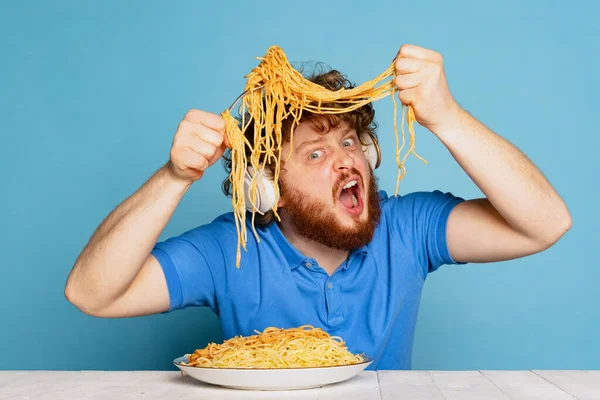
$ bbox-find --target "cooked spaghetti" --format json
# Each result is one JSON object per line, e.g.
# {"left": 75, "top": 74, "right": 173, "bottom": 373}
{"left": 222, "top": 45, "right": 427, "bottom": 266}
{"left": 182, "top": 325, "right": 364, "bottom": 369}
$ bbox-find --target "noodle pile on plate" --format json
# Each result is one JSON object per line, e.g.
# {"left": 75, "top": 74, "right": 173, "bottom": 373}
{"left": 181, "top": 325, "right": 365, "bottom": 369}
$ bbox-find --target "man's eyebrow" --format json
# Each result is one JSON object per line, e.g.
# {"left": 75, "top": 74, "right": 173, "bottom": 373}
{"left": 296, "top": 137, "right": 325, "bottom": 153}
{"left": 340, "top": 126, "right": 355, "bottom": 138}
{"left": 295, "top": 127, "right": 356, "bottom": 152}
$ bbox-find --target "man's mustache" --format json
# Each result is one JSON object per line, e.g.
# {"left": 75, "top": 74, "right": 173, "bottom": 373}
{"left": 332, "top": 167, "right": 364, "bottom": 198}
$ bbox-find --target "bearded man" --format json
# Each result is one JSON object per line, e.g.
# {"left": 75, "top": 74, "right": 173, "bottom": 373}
{"left": 65, "top": 45, "right": 571, "bottom": 370}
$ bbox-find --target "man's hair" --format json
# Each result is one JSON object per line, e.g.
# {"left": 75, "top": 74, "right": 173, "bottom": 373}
{"left": 221, "top": 66, "right": 379, "bottom": 226}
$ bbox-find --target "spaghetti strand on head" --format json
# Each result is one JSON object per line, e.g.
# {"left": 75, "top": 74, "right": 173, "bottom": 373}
{"left": 221, "top": 45, "right": 427, "bottom": 267}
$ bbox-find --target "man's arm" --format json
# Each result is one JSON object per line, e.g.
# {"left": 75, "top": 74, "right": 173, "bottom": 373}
{"left": 65, "top": 109, "right": 228, "bottom": 317}
{"left": 441, "top": 110, "right": 571, "bottom": 263}
{"left": 394, "top": 45, "right": 571, "bottom": 263}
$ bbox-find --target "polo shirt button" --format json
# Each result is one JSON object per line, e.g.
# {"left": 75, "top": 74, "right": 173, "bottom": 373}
{"left": 327, "top": 283, "right": 333, "bottom": 290}
{"left": 305, "top": 262, "right": 312, "bottom": 268}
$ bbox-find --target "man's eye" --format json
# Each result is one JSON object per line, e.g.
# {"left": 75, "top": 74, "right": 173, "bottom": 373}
{"left": 308, "top": 151, "right": 323, "bottom": 160}
{"left": 342, "top": 138, "right": 355, "bottom": 147}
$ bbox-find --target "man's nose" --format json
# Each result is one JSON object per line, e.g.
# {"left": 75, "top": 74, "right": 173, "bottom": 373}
{"left": 333, "top": 148, "right": 355, "bottom": 171}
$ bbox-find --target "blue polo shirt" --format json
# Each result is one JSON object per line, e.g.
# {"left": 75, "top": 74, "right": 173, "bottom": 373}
{"left": 151, "top": 190, "right": 464, "bottom": 370}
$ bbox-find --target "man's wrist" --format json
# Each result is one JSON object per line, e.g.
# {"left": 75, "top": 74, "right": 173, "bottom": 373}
{"left": 428, "top": 105, "right": 472, "bottom": 140}
{"left": 161, "top": 162, "right": 194, "bottom": 194}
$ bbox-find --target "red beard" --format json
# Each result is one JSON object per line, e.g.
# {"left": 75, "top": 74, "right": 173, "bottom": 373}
{"left": 279, "top": 167, "right": 381, "bottom": 250}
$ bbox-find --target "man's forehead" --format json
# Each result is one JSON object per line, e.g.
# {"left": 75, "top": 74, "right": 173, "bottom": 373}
{"left": 292, "top": 122, "right": 355, "bottom": 145}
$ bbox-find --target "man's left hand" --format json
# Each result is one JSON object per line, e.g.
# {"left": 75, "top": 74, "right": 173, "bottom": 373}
{"left": 394, "top": 44, "right": 463, "bottom": 134}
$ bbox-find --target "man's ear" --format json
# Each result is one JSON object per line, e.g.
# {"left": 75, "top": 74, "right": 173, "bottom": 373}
{"left": 277, "top": 184, "right": 285, "bottom": 208}
{"left": 277, "top": 166, "right": 287, "bottom": 208}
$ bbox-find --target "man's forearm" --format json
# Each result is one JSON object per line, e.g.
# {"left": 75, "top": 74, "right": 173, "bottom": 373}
{"left": 65, "top": 162, "right": 191, "bottom": 309}
{"left": 432, "top": 108, "right": 571, "bottom": 245}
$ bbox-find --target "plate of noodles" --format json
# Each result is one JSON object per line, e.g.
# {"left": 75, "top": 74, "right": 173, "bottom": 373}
{"left": 173, "top": 325, "right": 372, "bottom": 391}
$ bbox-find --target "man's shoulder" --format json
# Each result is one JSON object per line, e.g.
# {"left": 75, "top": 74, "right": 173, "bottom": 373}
{"left": 179, "top": 212, "right": 238, "bottom": 241}
{"left": 182, "top": 211, "right": 273, "bottom": 244}
{"left": 380, "top": 188, "right": 451, "bottom": 205}
{"left": 379, "top": 189, "right": 464, "bottom": 221}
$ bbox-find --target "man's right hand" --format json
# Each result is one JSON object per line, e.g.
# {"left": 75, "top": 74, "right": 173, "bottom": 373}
{"left": 168, "top": 109, "right": 229, "bottom": 182}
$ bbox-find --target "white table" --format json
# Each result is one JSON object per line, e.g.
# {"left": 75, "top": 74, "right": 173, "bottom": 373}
{"left": 1, "top": 370, "right": 599, "bottom": 399}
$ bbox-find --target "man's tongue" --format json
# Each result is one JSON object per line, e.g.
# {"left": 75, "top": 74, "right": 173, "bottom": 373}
{"left": 339, "top": 189, "right": 357, "bottom": 209}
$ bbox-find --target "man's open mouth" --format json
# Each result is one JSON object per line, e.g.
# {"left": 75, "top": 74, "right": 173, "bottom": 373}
{"left": 337, "top": 177, "right": 364, "bottom": 215}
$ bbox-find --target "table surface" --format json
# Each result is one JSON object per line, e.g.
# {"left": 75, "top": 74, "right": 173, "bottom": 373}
{"left": 1, "top": 370, "right": 599, "bottom": 399}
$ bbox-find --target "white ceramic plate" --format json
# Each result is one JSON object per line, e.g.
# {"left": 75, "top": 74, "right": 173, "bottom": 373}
{"left": 173, "top": 355, "right": 373, "bottom": 391}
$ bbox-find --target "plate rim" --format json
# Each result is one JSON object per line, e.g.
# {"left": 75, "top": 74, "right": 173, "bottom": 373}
{"left": 173, "top": 355, "right": 373, "bottom": 371}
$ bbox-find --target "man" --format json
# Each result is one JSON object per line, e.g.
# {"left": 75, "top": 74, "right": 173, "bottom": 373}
{"left": 65, "top": 45, "right": 571, "bottom": 370}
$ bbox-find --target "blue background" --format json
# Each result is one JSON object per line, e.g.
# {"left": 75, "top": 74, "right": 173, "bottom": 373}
{"left": 1, "top": 0, "right": 598, "bottom": 371}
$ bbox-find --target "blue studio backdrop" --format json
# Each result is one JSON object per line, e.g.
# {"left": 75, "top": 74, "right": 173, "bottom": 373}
{"left": 1, "top": 0, "right": 598, "bottom": 370}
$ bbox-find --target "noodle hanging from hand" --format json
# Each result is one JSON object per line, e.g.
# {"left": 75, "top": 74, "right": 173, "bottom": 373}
{"left": 182, "top": 325, "right": 364, "bottom": 369}
{"left": 221, "top": 46, "right": 427, "bottom": 267}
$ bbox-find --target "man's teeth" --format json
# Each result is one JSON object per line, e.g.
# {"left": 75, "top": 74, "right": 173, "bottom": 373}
{"left": 343, "top": 180, "right": 357, "bottom": 190}
{"left": 351, "top": 193, "right": 358, "bottom": 207}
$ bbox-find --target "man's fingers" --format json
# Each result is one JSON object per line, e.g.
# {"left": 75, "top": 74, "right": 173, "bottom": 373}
{"left": 398, "top": 88, "right": 417, "bottom": 106}
{"left": 169, "top": 109, "right": 229, "bottom": 181}
{"left": 180, "top": 148, "right": 208, "bottom": 172}
{"left": 179, "top": 121, "right": 225, "bottom": 148}
{"left": 209, "top": 144, "right": 228, "bottom": 165}
{"left": 222, "top": 132, "right": 231, "bottom": 149}
{"left": 183, "top": 109, "right": 226, "bottom": 133}
{"left": 395, "top": 57, "right": 424, "bottom": 75}
{"left": 186, "top": 135, "right": 217, "bottom": 160}
{"left": 192, "top": 125, "right": 225, "bottom": 147}
{"left": 397, "top": 44, "right": 443, "bottom": 64}
{"left": 395, "top": 72, "right": 422, "bottom": 90}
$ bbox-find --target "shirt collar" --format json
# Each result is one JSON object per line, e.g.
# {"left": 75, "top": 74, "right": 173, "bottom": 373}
{"left": 269, "top": 222, "right": 307, "bottom": 270}
{"left": 344, "top": 245, "right": 369, "bottom": 270}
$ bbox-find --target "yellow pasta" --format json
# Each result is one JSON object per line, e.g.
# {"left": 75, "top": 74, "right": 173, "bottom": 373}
{"left": 182, "top": 325, "right": 364, "bottom": 369}
{"left": 222, "top": 45, "right": 426, "bottom": 267}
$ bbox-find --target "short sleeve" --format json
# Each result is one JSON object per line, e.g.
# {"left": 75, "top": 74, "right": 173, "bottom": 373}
{"left": 151, "top": 224, "right": 226, "bottom": 314}
{"left": 389, "top": 190, "right": 465, "bottom": 278}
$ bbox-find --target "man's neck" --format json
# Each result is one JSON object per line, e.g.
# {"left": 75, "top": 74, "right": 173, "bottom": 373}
{"left": 278, "top": 220, "right": 348, "bottom": 276}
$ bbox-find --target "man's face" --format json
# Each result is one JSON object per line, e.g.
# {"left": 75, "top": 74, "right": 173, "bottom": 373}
{"left": 278, "top": 121, "right": 381, "bottom": 250}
